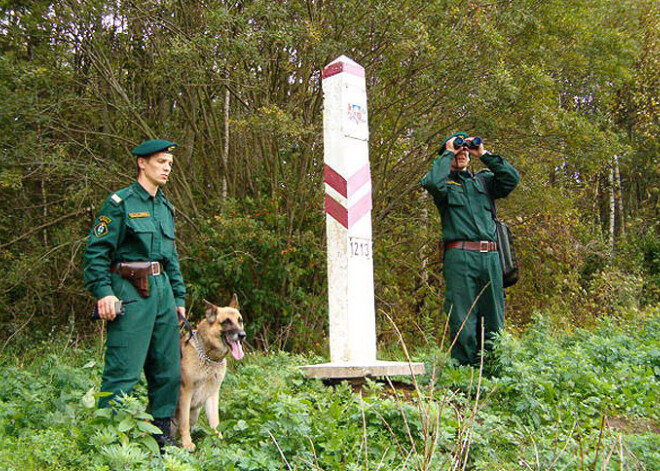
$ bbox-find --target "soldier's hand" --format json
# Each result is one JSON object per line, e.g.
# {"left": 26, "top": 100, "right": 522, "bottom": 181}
{"left": 467, "top": 138, "right": 486, "bottom": 158}
{"left": 177, "top": 306, "right": 186, "bottom": 319}
{"left": 445, "top": 137, "right": 458, "bottom": 154}
{"left": 98, "top": 295, "right": 120, "bottom": 321}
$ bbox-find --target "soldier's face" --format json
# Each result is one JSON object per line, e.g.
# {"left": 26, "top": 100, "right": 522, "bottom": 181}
{"left": 138, "top": 152, "right": 173, "bottom": 186}
{"left": 451, "top": 149, "right": 470, "bottom": 171}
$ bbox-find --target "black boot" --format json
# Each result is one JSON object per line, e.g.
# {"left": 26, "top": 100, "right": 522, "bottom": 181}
{"left": 152, "top": 417, "right": 176, "bottom": 451}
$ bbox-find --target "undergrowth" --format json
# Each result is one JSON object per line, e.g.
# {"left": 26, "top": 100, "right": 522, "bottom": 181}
{"left": 0, "top": 308, "right": 658, "bottom": 470}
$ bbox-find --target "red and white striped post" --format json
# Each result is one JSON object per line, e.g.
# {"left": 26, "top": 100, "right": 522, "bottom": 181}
{"left": 301, "top": 56, "right": 424, "bottom": 379}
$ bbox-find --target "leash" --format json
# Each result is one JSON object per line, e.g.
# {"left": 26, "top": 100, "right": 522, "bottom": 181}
{"left": 178, "top": 312, "right": 195, "bottom": 343}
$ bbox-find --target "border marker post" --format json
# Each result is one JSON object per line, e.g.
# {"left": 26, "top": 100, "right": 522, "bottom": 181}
{"left": 301, "top": 56, "right": 425, "bottom": 380}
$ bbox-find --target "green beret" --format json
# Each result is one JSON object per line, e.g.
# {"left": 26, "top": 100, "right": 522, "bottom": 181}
{"left": 131, "top": 139, "right": 178, "bottom": 157}
{"left": 440, "top": 132, "right": 468, "bottom": 153}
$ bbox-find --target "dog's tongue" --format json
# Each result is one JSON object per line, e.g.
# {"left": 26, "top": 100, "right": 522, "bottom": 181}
{"left": 229, "top": 339, "right": 244, "bottom": 360}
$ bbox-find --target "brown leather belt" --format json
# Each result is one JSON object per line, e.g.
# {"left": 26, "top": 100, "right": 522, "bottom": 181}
{"left": 110, "top": 261, "right": 162, "bottom": 277}
{"left": 445, "top": 241, "right": 498, "bottom": 252}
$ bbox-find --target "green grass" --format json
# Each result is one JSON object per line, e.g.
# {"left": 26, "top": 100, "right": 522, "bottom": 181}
{"left": 0, "top": 308, "right": 658, "bottom": 470}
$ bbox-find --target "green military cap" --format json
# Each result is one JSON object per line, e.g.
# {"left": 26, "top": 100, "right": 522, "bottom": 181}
{"left": 131, "top": 139, "right": 178, "bottom": 157}
{"left": 439, "top": 132, "right": 469, "bottom": 153}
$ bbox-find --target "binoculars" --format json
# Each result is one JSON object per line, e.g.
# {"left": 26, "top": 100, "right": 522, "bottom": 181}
{"left": 453, "top": 136, "right": 482, "bottom": 149}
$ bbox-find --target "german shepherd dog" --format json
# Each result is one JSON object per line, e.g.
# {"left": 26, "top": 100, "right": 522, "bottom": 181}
{"left": 173, "top": 295, "right": 245, "bottom": 451}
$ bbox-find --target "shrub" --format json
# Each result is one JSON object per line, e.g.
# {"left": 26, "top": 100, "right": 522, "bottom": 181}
{"left": 184, "top": 197, "right": 327, "bottom": 352}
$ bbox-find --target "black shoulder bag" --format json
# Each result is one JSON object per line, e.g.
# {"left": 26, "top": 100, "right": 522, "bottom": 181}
{"left": 476, "top": 174, "right": 520, "bottom": 288}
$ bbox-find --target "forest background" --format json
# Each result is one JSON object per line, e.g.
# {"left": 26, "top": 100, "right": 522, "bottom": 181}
{"left": 0, "top": 0, "right": 659, "bottom": 353}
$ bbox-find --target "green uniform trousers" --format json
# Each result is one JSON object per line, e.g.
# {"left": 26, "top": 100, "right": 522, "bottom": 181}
{"left": 444, "top": 248, "right": 504, "bottom": 366}
{"left": 99, "top": 271, "right": 180, "bottom": 418}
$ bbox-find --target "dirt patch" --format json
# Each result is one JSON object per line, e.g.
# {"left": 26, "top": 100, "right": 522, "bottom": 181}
{"left": 607, "top": 416, "right": 660, "bottom": 434}
{"left": 323, "top": 378, "right": 421, "bottom": 401}
{"left": 378, "top": 379, "right": 419, "bottom": 401}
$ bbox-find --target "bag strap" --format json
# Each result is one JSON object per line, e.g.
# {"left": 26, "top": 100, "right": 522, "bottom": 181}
{"left": 475, "top": 173, "right": 498, "bottom": 220}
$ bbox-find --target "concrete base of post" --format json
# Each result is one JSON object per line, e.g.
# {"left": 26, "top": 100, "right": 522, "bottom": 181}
{"left": 300, "top": 360, "right": 425, "bottom": 379}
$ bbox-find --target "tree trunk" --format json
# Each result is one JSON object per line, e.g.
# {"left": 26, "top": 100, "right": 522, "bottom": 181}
{"left": 613, "top": 155, "right": 625, "bottom": 237}
{"left": 608, "top": 159, "right": 615, "bottom": 258}
{"left": 41, "top": 179, "right": 48, "bottom": 246}
{"left": 419, "top": 205, "right": 429, "bottom": 288}
{"left": 415, "top": 187, "right": 430, "bottom": 316}
{"left": 592, "top": 173, "right": 601, "bottom": 229}
{"left": 223, "top": 83, "right": 230, "bottom": 200}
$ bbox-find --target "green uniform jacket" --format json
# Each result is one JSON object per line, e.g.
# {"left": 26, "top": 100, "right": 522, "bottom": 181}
{"left": 421, "top": 151, "right": 520, "bottom": 241}
{"left": 83, "top": 181, "right": 186, "bottom": 307}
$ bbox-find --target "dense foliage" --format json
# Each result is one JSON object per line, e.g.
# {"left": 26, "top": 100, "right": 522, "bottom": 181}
{"left": 0, "top": 0, "right": 659, "bottom": 348}
{"left": 1, "top": 309, "right": 658, "bottom": 470}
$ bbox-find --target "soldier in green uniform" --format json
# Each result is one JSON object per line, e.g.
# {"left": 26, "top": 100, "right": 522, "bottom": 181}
{"left": 422, "top": 133, "right": 520, "bottom": 366}
{"left": 83, "top": 139, "right": 186, "bottom": 447}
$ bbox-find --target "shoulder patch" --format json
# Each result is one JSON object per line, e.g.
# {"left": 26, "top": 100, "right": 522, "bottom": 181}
{"left": 109, "top": 186, "right": 136, "bottom": 205}
{"left": 93, "top": 216, "right": 112, "bottom": 238}
{"left": 447, "top": 181, "right": 462, "bottom": 187}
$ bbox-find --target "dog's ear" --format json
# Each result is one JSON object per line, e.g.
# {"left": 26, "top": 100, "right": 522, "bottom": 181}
{"left": 203, "top": 299, "right": 217, "bottom": 324}
{"left": 229, "top": 293, "right": 240, "bottom": 309}
{"left": 203, "top": 299, "right": 217, "bottom": 310}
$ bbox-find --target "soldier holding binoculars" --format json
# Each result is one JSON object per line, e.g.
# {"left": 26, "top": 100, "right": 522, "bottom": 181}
{"left": 422, "top": 133, "right": 520, "bottom": 366}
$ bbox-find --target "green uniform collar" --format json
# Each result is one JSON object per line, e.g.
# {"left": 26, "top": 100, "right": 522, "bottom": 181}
{"left": 450, "top": 170, "right": 473, "bottom": 180}
{"left": 132, "top": 180, "right": 162, "bottom": 201}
